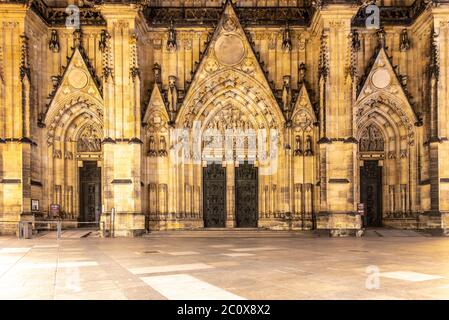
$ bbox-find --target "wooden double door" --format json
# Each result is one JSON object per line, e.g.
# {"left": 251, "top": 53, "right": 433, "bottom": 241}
{"left": 79, "top": 161, "right": 101, "bottom": 222}
{"left": 360, "top": 160, "right": 383, "bottom": 227}
{"left": 203, "top": 162, "right": 258, "bottom": 228}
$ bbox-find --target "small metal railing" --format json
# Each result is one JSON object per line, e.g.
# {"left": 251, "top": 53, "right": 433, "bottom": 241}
{"left": 16, "top": 220, "right": 106, "bottom": 239}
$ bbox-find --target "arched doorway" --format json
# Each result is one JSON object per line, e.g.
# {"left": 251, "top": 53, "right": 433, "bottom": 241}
{"left": 44, "top": 98, "right": 103, "bottom": 222}
{"left": 359, "top": 124, "right": 385, "bottom": 227}
{"left": 356, "top": 96, "right": 418, "bottom": 228}
{"left": 76, "top": 124, "right": 102, "bottom": 223}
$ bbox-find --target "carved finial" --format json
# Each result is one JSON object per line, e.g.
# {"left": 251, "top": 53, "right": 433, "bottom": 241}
{"left": 167, "top": 20, "right": 177, "bottom": 52}
{"left": 400, "top": 29, "right": 410, "bottom": 52}
{"left": 282, "top": 22, "right": 292, "bottom": 52}
{"left": 430, "top": 28, "right": 440, "bottom": 77}
{"left": 49, "top": 30, "right": 60, "bottom": 53}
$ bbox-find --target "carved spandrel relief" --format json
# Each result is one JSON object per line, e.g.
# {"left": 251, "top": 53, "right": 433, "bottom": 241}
{"left": 77, "top": 125, "right": 102, "bottom": 152}
{"left": 214, "top": 34, "right": 245, "bottom": 66}
{"left": 293, "top": 110, "right": 313, "bottom": 133}
{"left": 206, "top": 105, "right": 255, "bottom": 132}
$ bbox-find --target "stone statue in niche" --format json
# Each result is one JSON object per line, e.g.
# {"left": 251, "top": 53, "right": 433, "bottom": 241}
{"left": 158, "top": 136, "right": 167, "bottom": 157}
{"left": 167, "top": 75, "right": 178, "bottom": 121}
{"left": 49, "top": 30, "right": 60, "bottom": 53}
{"left": 282, "top": 23, "right": 292, "bottom": 52}
{"left": 77, "top": 125, "right": 102, "bottom": 152}
{"left": 400, "top": 29, "right": 410, "bottom": 52}
{"left": 304, "top": 135, "right": 313, "bottom": 156}
{"left": 359, "top": 124, "right": 384, "bottom": 152}
{"left": 73, "top": 29, "right": 82, "bottom": 48}
{"left": 298, "top": 63, "right": 306, "bottom": 84}
{"left": 377, "top": 28, "right": 386, "bottom": 49}
{"left": 294, "top": 135, "right": 302, "bottom": 156}
{"left": 282, "top": 75, "right": 292, "bottom": 114}
{"left": 153, "top": 63, "right": 161, "bottom": 84}
{"left": 167, "top": 20, "right": 177, "bottom": 52}
{"left": 148, "top": 135, "right": 157, "bottom": 157}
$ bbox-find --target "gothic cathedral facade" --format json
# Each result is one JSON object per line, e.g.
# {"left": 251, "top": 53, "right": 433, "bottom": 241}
{"left": 0, "top": 0, "right": 448, "bottom": 236}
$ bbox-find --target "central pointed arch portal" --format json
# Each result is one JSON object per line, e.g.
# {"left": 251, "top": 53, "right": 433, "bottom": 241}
{"left": 171, "top": 1, "right": 285, "bottom": 229}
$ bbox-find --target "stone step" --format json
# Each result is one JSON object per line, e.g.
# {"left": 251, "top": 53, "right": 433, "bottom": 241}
{"left": 144, "top": 229, "right": 316, "bottom": 238}
{"left": 364, "top": 228, "right": 429, "bottom": 237}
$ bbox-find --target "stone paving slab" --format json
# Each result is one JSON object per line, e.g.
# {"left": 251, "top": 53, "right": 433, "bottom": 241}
{"left": 0, "top": 233, "right": 448, "bottom": 300}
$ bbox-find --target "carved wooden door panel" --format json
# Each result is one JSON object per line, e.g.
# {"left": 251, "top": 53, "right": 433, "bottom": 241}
{"left": 360, "top": 161, "right": 382, "bottom": 227}
{"left": 79, "top": 161, "right": 101, "bottom": 223}
{"left": 235, "top": 162, "right": 258, "bottom": 228}
{"left": 203, "top": 163, "right": 226, "bottom": 228}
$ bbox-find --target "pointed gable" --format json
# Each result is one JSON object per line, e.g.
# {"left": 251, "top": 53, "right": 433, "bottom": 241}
{"left": 291, "top": 84, "right": 316, "bottom": 132}
{"left": 292, "top": 84, "right": 316, "bottom": 121}
{"left": 356, "top": 47, "right": 417, "bottom": 122}
{"left": 45, "top": 47, "right": 102, "bottom": 125}
{"left": 176, "top": 0, "right": 284, "bottom": 126}
{"left": 143, "top": 83, "right": 169, "bottom": 134}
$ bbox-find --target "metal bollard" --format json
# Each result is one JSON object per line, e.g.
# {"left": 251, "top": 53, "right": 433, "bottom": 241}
{"left": 56, "top": 221, "right": 62, "bottom": 239}
{"left": 101, "top": 221, "right": 106, "bottom": 238}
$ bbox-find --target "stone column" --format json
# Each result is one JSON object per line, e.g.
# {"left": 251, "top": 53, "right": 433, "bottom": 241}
{"left": 226, "top": 163, "right": 235, "bottom": 228}
{"left": 100, "top": 4, "right": 144, "bottom": 236}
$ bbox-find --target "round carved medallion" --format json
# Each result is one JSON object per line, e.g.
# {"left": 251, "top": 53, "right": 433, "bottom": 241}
{"left": 214, "top": 34, "right": 245, "bottom": 66}
{"left": 68, "top": 69, "right": 88, "bottom": 89}
{"left": 371, "top": 69, "right": 391, "bottom": 89}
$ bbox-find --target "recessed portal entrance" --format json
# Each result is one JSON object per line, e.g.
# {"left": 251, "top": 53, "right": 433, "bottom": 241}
{"left": 360, "top": 160, "right": 382, "bottom": 227}
{"left": 79, "top": 161, "right": 101, "bottom": 223}
{"left": 235, "top": 162, "right": 258, "bottom": 228}
{"left": 203, "top": 163, "right": 226, "bottom": 228}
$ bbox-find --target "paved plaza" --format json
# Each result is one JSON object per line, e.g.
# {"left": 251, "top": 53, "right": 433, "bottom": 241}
{"left": 0, "top": 230, "right": 448, "bottom": 300}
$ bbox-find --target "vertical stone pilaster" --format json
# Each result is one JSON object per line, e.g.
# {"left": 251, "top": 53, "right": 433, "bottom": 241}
{"left": 0, "top": 5, "right": 35, "bottom": 234}
{"left": 427, "top": 6, "right": 449, "bottom": 235}
{"left": 100, "top": 4, "right": 144, "bottom": 236}
{"left": 312, "top": 5, "right": 359, "bottom": 236}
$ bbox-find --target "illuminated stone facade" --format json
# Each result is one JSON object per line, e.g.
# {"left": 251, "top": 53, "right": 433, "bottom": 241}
{"left": 0, "top": 0, "right": 449, "bottom": 236}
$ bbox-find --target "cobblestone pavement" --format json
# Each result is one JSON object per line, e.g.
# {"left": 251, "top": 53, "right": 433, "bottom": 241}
{"left": 0, "top": 231, "right": 448, "bottom": 300}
